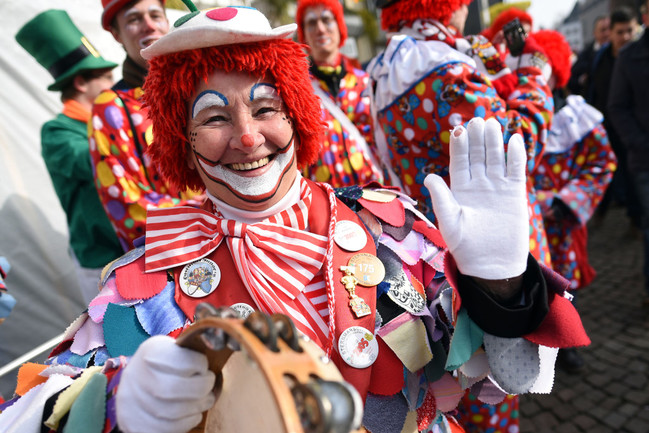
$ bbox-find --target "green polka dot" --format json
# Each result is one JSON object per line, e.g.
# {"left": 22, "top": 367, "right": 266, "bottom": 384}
{"left": 172, "top": 198, "right": 181, "bottom": 205}
{"left": 465, "top": 94, "right": 478, "bottom": 103}
{"left": 138, "top": 183, "right": 151, "bottom": 192}
{"left": 432, "top": 79, "right": 443, "bottom": 92}
{"left": 401, "top": 158, "right": 410, "bottom": 170}
{"left": 500, "top": 403, "right": 509, "bottom": 412}
{"left": 395, "top": 120, "right": 403, "bottom": 132}
{"left": 520, "top": 76, "right": 529, "bottom": 84}
{"left": 417, "top": 117, "right": 428, "bottom": 130}
{"left": 110, "top": 144, "right": 120, "bottom": 156}
{"left": 124, "top": 218, "right": 134, "bottom": 229}
{"left": 511, "top": 409, "right": 519, "bottom": 419}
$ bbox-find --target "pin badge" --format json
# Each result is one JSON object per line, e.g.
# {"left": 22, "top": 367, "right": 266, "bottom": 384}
{"left": 230, "top": 302, "right": 255, "bottom": 319}
{"left": 340, "top": 266, "right": 371, "bottom": 318}
{"left": 334, "top": 220, "right": 367, "bottom": 252}
{"left": 338, "top": 326, "right": 379, "bottom": 369}
{"left": 347, "top": 253, "right": 385, "bottom": 287}
{"left": 179, "top": 259, "right": 221, "bottom": 298}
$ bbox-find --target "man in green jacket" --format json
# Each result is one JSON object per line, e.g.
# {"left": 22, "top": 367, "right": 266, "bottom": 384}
{"left": 16, "top": 9, "right": 123, "bottom": 303}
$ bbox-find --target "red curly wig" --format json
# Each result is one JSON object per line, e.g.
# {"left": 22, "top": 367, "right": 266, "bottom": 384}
{"left": 143, "top": 39, "right": 324, "bottom": 192}
{"left": 296, "top": 0, "right": 347, "bottom": 47}
{"left": 531, "top": 30, "right": 573, "bottom": 89}
{"left": 380, "top": 0, "right": 473, "bottom": 32}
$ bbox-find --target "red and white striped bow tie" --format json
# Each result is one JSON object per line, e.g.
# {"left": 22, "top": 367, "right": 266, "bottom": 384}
{"left": 144, "top": 180, "right": 328, "bottom": 309}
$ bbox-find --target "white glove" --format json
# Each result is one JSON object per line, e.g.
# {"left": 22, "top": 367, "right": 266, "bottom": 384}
{"left": 116, "top": 335, "right": 216, "bottom": 433}
{"left": 424, "top": 117, "right": 529, "bottom": 280}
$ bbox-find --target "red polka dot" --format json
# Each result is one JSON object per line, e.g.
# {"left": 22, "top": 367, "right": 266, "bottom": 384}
{"left": 206, "top": 7, "right": 238, "bottom": 21}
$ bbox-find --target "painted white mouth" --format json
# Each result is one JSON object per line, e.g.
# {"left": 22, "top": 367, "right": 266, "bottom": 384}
{"left": 229, "top": 157, "right": 270, "bottom": 171}
{"left": 198, "top": 142, "right": 294, "bottom": 198}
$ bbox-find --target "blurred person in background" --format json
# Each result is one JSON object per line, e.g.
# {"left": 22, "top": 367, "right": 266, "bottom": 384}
{"left": 608, "top": 0, "right": 649, "bottom": 306}
{"left": 16, "top": 10, "right": 123, "bottom": 304}
{"left": 295, "top": 0, "right": 384, "bottom": 188}
{"left": 587, "top": 7, "right": 641, "bottom": 231}
{"left": 89, "top": 0, "right": 203, "bottom": 251}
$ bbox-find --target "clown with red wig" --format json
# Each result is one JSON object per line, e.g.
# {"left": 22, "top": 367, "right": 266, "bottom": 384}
{"left": 296, "top": 0, "right": 384, "bottom": 188}
{"left": 0, "top": 4, "right": 589, "bottom": 433}
{"left": 368, "top": 0, "right": 556, "bottom": 271}
{"left": 530, "top": 30, "right": 616, "bottom": 371}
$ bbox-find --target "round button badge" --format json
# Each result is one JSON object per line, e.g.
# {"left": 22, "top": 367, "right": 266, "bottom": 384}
{"left": 334, "top": 220, "right": 367, "bottom": 252}
{"left": 338, "top": 326, "right": 379, "bottom": 369}
{"left": 347, "top": 253, "right": 386, "bottom": 287}
{"left": 230, "top": 302, "right": 255, "bottom": 319}
{"left": 179, "top": 259, "right": 221, "bottom": 298}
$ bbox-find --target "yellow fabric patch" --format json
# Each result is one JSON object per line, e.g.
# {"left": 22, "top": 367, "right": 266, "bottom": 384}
{"left": 380, "top": 316, "right": 432, "bottom": 372}
{"left": 45, "top": 366, "right": 102, "bottom": 430}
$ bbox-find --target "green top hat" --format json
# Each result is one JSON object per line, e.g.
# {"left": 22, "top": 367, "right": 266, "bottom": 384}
{"left": 16, "top": 9, "right": 118, "bottom": 91}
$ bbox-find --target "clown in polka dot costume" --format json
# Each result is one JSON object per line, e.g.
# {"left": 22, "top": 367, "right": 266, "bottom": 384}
{"left": 367, "top": 7, "right": 554, "bottom": 267}
{"left": 532, "top": 95, "right": 616, "bottom": 289}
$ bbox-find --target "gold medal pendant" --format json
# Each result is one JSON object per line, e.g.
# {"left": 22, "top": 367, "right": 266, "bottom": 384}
{"left": 340, "top": 266, "right": 371, "bottom": 318}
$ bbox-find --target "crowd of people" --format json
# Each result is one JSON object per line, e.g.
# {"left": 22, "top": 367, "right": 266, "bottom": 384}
{"left": 0, "top": 0, "right": 647, "bottom": 431}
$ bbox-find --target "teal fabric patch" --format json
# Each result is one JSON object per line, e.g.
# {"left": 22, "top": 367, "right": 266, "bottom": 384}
{"left": 445, "top": 308, "right": 483, "bottom": 371}
{"left": 103, "top": 303, "right": 149, "bottom": 357}
{"left": 62, "top": 372, "right": 107, "bottom": 433}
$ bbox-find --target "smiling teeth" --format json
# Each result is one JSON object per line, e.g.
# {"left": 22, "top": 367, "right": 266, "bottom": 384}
{"left": 230, "top": 157, "right": 270, "bottom": 171}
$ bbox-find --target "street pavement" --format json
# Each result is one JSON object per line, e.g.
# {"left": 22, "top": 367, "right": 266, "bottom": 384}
{"left": 519, "top": 206, "right": 649, "bottom": 433}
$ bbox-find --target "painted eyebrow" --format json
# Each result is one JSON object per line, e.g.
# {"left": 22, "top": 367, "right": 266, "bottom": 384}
{"left": 191, "top": 90, "right": 228, "bottom": 119}
{"left": 249, "top": 83, "right": 279, "bottom": 102}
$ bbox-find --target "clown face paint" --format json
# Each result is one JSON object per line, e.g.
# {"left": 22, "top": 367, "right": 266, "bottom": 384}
{"left": 187, "top": 70, "right": 298, "bottom": 211}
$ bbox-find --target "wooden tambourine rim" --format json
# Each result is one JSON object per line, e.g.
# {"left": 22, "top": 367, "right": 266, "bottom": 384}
{"left": 176, "top": 316, "right": 351, "bottom": 433}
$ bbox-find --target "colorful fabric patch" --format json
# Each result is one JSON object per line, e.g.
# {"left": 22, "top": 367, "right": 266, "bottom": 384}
{"left": 416, "top": 388, "right": 437, "bottom": 431}
{"left": 445, "top": 309, "right": 483, "bottom": 371}
{"left": 103, "top": 304, "right": 150, "bottom": 358}
{"left": 134, "top": 282, "right": 186, "bottom": 336}
{"left": 359, "top": 196, "right": 405, "bottom": 227}
{"left": 368, "top": 337, "right": 405, "bottom": 395}
{"left": 101, "top": 246, "right": 145, "bottom": 285}
{"left": 115, "top": 257, "right": 167, "bottom": 300}
{"left": 70, "top": 317, "right": 105, "bottom": 356}
{"left": 402, "top": 369, "right": 427, "bottom": 411}
{"left": 382, "top": 210, "right": 414, "bottom": 241}
{"left": 524, "top": 292, "right": 591, "bottom": 348}
{"left": 378, "top": 313, "right": 432, "bottom": 372}
{"left": 529, "top": 345, "right": 559, "bottom": 393}
{"left": 362, "top": 392, "right": 409, "bottom": 433}
{"left": 429, "top": 372, "right": 464, "bottom": 413}
{"left": 457, "top": 347, "right": 489, "bottom": 386}
{"left": 45, "top": 366, "right": 102, "bottom": 430}
{"left": 15, "top": 363, "right": 48, "bottom": 396}
{"left": 89, "top": 277, "right": 129, "bottom": 323}
{"left": 380, "top": 230, "right": 424, "bottom": 266}
{"left": 0, "top": 375, "right": 73, "bottom": 432}
{"left": 483, "top": 334, "right": 540, "bottom": 394}
{"left": 470, "top": 377, "right": 508, "bottom": 405}
{"left": 63, "top": 372, "right": 107, "bottom": 433}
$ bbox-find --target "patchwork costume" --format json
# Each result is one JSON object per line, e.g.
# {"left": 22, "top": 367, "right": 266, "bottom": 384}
{"left": 533, "top": 96, "right": 616, "bottom": 289}
{"left": 367, "top": 18, "right": 554, "bottom": 266}
{"left": 0, "top": 178, "right": 589, "bottom": 432}
{"left": 0, "top": 5, "right": 589, "bottom": 433}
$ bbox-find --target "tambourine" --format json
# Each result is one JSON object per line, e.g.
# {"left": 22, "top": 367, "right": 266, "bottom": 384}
{"left": 176, "top": 304, "right": 365, "bottom": 433}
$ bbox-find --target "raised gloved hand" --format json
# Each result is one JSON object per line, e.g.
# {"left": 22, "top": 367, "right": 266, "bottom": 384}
{"left": 424, "top": 117, "right": 529, "bottom": 280}
{"left": 116, "top": 335, "right": 216, "bottom": 433}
